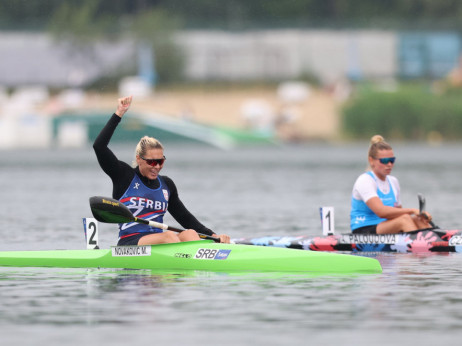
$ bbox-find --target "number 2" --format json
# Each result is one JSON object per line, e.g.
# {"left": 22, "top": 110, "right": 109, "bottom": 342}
{"left": 88, "top": 221, "right": 97, "bottom": 245}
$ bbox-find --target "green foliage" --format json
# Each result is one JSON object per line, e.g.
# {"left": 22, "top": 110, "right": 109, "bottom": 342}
{"left": 48, "top": 0, "right": 117, "bottom": 41}
{"left": 4, "top": 0, "right": 462, "bottom": 31}
{"left": 342, "top": 84, "right": 462, "bottom": 140}
{"left": 47, "top": 1, "right": 184, "bottom": 85}
{"left": 128, "top": 9, "right": 185, "bottom": 84}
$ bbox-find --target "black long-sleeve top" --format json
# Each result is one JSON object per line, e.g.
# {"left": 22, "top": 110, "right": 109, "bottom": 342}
{"left": 93, "top": 113, "right": 214, "bottom": 236}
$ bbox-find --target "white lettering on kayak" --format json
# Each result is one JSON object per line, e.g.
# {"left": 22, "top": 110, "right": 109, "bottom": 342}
{"left": 340, "top": 234, "right": 396, "bottom": 245}
{"left": 194, "top": 249, "right": 231, "bottom": 260}
{"left": 111, "top": 246, "right": 151, "bottom": 257}
{"left": 449, "top": 235, "right": 462, "bottom": 246}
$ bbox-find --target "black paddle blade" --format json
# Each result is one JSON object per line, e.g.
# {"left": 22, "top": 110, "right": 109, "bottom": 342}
{"left": 89, "top": 196, "right": 135, "bottom": 224}
{"left": 417, "top": 193, "right": 438, "bottom": 228}
{"left": 417, "top": 193, "right": 425, "bottom": 213}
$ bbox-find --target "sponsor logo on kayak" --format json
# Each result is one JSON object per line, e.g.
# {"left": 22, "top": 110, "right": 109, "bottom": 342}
{"left": 112, "top": 246, "right": 151, "bottom": 256}
{"left": 340, "top": 234, "right": 396, "bottom": 244}
{"left": 215, "top": 250, "right": 231, "bottom": 259}
{"left": 449, "top": 235, "right": 462, "bottom": 246}
{"left": 175, "top": 253, "right": 192, "bottom": 259}
{"left": 194, "top": 248, "right": 231, "bottom": 260}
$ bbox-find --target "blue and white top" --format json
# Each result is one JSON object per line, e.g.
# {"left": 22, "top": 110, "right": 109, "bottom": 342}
{"left": 350, "top": 171, "right": 401, "bottom": 230}
{"left": 118, "top": 174, "right": 170, "bottom": 238}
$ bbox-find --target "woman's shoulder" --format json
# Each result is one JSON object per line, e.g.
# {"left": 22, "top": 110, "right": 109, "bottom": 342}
{"left": 355, "top": 171, "right": 375, "bottom": 184}
{"left": 159, "top": 174, "right": 173, "bottom": 182}
{"left": 159, "top": 175, "right": 175, "bottom": 188}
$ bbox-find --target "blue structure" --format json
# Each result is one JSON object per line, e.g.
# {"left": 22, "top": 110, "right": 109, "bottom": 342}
{"left": 398, "top": 32, "right": 461, "bottom": 79}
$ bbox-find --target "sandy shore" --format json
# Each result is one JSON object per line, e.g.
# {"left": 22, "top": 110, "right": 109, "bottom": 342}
{"left": 77, "top": 86, "right": 342, "bottom": 141}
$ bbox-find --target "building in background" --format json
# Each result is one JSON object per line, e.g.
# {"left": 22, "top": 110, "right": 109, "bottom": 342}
{"left": 0, "top": 30, "right": 460, "bottom": 88}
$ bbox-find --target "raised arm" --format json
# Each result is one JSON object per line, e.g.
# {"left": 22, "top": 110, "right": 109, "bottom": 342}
{"left": 115, "top": 96, "right": 132, "bottom": 118}
{"left": 93, "top": 96, "right": 133, "bottom": 183}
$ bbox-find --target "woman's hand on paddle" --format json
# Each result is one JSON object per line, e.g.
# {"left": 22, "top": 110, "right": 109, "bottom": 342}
{"left": 214, "top": 234, "right": 231, "bottom": 243}
{"left": 419, "top": 211, "right": 432, "bottom": 222}
{"left": 115, "top": 96, "right": 133, "bottom": 118}
{"left": 411, "top": 208, "right": 432, "bottom": 221}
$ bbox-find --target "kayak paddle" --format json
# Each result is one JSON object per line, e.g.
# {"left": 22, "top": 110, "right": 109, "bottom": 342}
{"left": 89, "top": 196, "right": 220, "bottom": 242}
{"left": 417, "top": 193, "right": 437, "bottom": 228}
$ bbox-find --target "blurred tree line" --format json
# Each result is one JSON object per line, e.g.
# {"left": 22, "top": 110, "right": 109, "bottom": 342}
{"left": 2, "top": 0, "right": 462, "bottom": 30}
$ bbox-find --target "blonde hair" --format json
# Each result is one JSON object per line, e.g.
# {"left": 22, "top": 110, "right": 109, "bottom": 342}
{"left": 132, "top": 136, "right": 164, "bottom": 167}
{"left": 368, "top": 135, "right": 392, "bottom": 159}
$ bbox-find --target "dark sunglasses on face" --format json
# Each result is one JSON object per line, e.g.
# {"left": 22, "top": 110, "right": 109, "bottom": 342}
{"left": 140, "top": 155, "right": 166, "bottom": 166}
{"left": 378, "top": 157, "right": 396, "bottom": 164}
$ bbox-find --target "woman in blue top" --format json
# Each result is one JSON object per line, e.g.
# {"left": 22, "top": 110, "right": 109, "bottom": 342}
{"left": 350, "top": 135, "right": 432, "bottom": 234}
{"left": 94, "top": 96, "right": 230, "bottom": 245}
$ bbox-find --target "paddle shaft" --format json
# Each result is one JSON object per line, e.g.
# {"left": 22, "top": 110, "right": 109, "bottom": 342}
{"left": 133, "top": 216, "right": 220, "bottom": 242}
{"left": 89, "top": 196, "right": 221, "bottom": 242}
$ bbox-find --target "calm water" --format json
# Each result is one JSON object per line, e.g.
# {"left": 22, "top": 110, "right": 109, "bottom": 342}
{"left": 1, "top": 142, "right": 462, "bottom": 345}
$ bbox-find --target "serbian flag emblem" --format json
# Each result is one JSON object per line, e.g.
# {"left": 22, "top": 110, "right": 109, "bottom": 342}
{"left": 162, "top": 189, "right": 169, "bottom": 201}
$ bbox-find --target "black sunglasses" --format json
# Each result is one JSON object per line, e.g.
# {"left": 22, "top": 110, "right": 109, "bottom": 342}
{"left": 140, "top": 155, "right": 166, "bottom": 167}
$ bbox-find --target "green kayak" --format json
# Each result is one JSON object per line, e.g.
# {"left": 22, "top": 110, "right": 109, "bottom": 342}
{"left": 0, "top": 240, "right": 381, "bottom": 274}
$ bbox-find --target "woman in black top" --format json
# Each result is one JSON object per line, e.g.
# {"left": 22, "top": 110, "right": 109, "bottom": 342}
{"left": 93, "top": 96, "right": 230, "bottom": 245}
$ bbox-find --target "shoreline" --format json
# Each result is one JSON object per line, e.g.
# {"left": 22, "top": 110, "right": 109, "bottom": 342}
{"left": 79, "top": 87, "right": 342, "bottom": 142}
